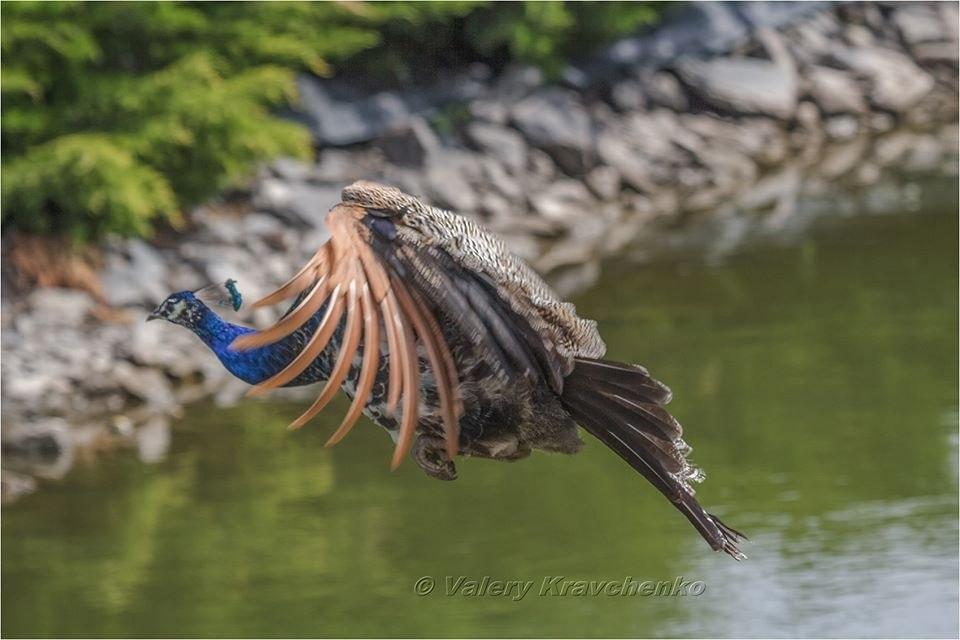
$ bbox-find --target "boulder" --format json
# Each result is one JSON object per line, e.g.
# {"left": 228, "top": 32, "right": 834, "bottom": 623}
{"left": 585, "top": 166, "right": 622, "bottom": 201}
{"left": 640, "top": 71, "right": 689, "bottom": 111}
{"left": 832, "top": 46, "right": 935, "bottom": 113}
{"left": 375, "top": 117, "right": 440, "bottom": 168}
{"left": 424, "top": 155, "right": 481, "bottom": 212}
{"left": 465, "top": 122, "right": 529, "bottom": 174}
{"left": 26, "top": 288, "right": 94, "bottom": 325}
{"left": 510, "top": 88, "right": 595, "bottom": 175}
{"left": 676, "top": 56, "right": 798, "bottom": 119}
{"left": 252, "top": 179, "right": 341, "bottom": 227}
{"left": 596, "top": 130, "right": 658, "bottom": 194}
{"left": 296, "top": 76, "right": 409, "bottom": 146}
{"left": 529, "top": 180, "right": 595, "bottom": 226}
{"left": 806, "top": 65, "right": 868, "bottom": 115}
{"left": 892, "top": 4, "right": 948, "bottom": 47}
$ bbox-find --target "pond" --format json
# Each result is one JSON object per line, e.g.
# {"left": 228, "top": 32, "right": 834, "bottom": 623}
{"left": 3, "top": 174, "right": 957, "bottom": 638}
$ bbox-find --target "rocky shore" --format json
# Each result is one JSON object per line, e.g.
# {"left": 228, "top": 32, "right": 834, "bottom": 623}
{"left": 2, "top": 1, "right": 958, "bottom": 501}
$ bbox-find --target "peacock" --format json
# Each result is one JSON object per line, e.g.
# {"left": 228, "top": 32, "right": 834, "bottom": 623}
{"left": 148, "top": 180, "right": 746, "bottom": 559}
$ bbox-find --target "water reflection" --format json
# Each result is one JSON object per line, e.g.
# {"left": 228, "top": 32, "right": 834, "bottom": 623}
{"left": 2, "top": 196, "right": 957, "bottom": 638}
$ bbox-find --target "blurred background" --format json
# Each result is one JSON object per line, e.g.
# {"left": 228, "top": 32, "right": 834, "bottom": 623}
{"left": 1, "top": 1, "right": 958, "bottom": 638}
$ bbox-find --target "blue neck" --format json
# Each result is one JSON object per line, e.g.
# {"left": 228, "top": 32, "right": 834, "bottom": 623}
{"left": 177, "top": 295, "right": 330, "bottom": 387}
{"left": 191, "top": 305, "right": 265, "bottom": 384}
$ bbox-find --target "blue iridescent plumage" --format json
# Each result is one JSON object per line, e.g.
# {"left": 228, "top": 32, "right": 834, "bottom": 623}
{"left": 149, "top": 291, "right": 330, "bottom": 387}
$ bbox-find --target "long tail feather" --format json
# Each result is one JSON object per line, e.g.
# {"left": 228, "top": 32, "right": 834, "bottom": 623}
{"left": 562, "top": 357, "right": 746, "bottom": 560}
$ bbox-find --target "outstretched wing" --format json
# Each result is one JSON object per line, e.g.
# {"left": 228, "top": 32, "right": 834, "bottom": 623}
{"left": 231, "top": 203, "right": 564, "bottom": 469}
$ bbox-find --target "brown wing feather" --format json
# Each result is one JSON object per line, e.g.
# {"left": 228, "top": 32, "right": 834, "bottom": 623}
{"left": 230, "top": 204, "right": 462, "bottom": 469}
{"left": 325, "top": 283, "right": 380, "bottom": 447}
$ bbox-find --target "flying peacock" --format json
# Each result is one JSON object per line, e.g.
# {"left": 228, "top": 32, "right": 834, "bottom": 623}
{"left": 149, "top": 180, "right": 746, "bottom": 559}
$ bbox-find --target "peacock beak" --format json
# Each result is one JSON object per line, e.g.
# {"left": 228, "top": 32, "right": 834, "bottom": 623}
{"left": 146, "top": 308, "right": 162, "bottom": 322}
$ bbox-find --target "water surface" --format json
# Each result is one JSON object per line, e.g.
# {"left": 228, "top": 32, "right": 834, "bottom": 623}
{"left": 3, "top": 179, "right": 957, "bottom": 638}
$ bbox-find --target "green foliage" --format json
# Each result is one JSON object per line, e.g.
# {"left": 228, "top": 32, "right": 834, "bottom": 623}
{"left": 1, "top": 1, "right": 666, "bottom": 242}
{"left": 463, "top": 1, "right": 665, "bottom": 77}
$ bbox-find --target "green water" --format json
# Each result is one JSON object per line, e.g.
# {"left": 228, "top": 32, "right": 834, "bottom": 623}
{"left": 3, "top": 186, "right": 958, "bottom": 638}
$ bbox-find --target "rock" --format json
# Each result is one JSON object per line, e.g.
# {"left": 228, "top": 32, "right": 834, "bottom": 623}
{"left": 912, "top": 42, "right": 960, "bottom": 64}
{"left": 492, "top": 64, "right": 544, "bottom": 102}
{"left": 114, "top": 361, "right": 176, "bottom": 410}
{"left": 424, "top": 157, "right": 480, "bottom": 212}
{"left": 100, "top": 239, "right": 170, "bottom": 307}
{"left": 26, "top": 288, "right": 94, "bottom": 325}
{"left": 375, "top": 117, "right": 440, "bottom": 168}
{"left": 832, "top": 46, "right": 934, "bottom": 113}
{"left": 529, "top": 180, "right": 594, "bottom": 226}
{"left": 526, "top": 149, "right": 558, "bottom": 184}
{"left": 845, "top": 24, "right": 875, "bottom": 48}
{"left": 269, "top": 157, "right": 313, "bottom": 183}
{"left": 252, "top": 179, "right": 341, "bottom": 227}
{"left": 892, "top": 5, "right": 947, "bottom": 48}
{"left": 312, "top": 149, "right": 383, "bottom": 184}
{"left": 468, "top": 100, "right": 509, "bottom": 125}
{"left": 480, "top": 158, "right": 524, "bottom": 201}
{"left": 608, "top": 2, "right": 748, "bottom": 67}
{"left": 676, "top": 56, "right": 798, "bottom": 119}
{"left": 610, "top": 79, "right": 646, "bottom": 111}
{"left": 511, "top": 88, "right": 595, "bottom": 175}
{"left": 596, "top": 129, "right": 657, "bottom": 193}
{"left": 296, "top": 76, "right": 409, "bottom": 146}
{"left": 4, "top": 373, "right": 72, "bottom": 407}
{"left": 2, "top": 418, "right": 71, "bottom": 458}
{"left": 477, "top": 192, "right": 515, "bottom": 223}
{"left": 640, "top": 71, "right": 689, "bottom": 111}
{"left": 806, "top": 65, "right": 867, "bottom": 115}
{"left": 465, "top": 122, "right": 528, "bottom": 174}
{"left": 585, "top": 166, "right": 622, "bottom": 201}
{"left": 824, "top": 115, "right": 860, "bottom": 141}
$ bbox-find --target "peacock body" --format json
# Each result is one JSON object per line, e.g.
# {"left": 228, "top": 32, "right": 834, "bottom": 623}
{"left": 150, "top": 180, "right": 746, "bottom": 559}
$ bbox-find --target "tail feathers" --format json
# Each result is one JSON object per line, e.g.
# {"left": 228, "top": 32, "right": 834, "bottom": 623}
{"left": 563, "top": 357, "right": 747, "bottom": 560}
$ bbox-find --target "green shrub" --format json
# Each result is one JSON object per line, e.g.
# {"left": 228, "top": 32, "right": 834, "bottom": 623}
{"left": 1, "top": 1, "right": 665, "bottom": 242}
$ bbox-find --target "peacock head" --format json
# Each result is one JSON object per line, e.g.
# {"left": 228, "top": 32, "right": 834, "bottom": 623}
{"left": 147, "top": 280, "right": 243, "bottom": 328}
{"left": 147, "top": 291, "right": 205, "bottom": 328}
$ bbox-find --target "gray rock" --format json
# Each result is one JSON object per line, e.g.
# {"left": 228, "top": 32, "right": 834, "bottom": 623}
{"left": 312, "top": 149, "right": 383, "bottom": 184}
{"left": 465, "top": 122, "right": 528, "bottom": 174}
{"left": 529, "top": 180, "right": 594, "bottom": 226}
{"left": 608, "top": 2, "right": 748, "bottom": 67}
{"left": 375, "top": 117, "right": 440, "bottom": 168}
{"left": 424, "top": 158, "right": 480, "bottom": 212}
{"left": 596, "top": 129, "right": 658, "bottom": 193}
{"left": 468, "top": 100, "right": 509, "bottom": 125}
{"left": 511, "top": 88, "right": 595, "bottom": 175}
{"left": 480, "top": 158, "right": 524, "bottom": 201}
{"left": 114, "top": 361, "right": 176, "bottom": 410}
{"left": 641, "top": 71, "right": 689, "bottom": 111}
{"left": 253, "top": 179, "right": 341, "bottom": 227}
{"left": 806, "top": 65, "right": 867, "bottom": 115}
{"left": 296, "top": 76, "right": 409, "bottom": 146}
{"left": 492, "top": 64, "right": 544, "bottom": 102}
{"left": 610, "top": 79, "right": 647, "bottom": 112}
{"left": 585, "top": 166, "right": 622, "bottom": 201}
{"left": 676, "top": 56, "right": 798, "bottom": 119}
{"left": 269, "top": 157, "right": 313, "bottom": 183}
{"left": 26, "top": 288, "right": 94, "bottom": 325}
{"left": 824, "top": 115, "right": 860, "bottom": 141}
{"left": 100, "top": 239, "right": 169, "bottom": 307}
{"left": 2, "top": 418, "right": 71, "bottom": 458}
{"left": 832, "top": 46, "right": 935, "bottom": 113}
{"left": 912, "top": 42, "right": 960, "bottom": 64}
{"left": 892, "top": 5, "right": 947, "bottom": 47}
